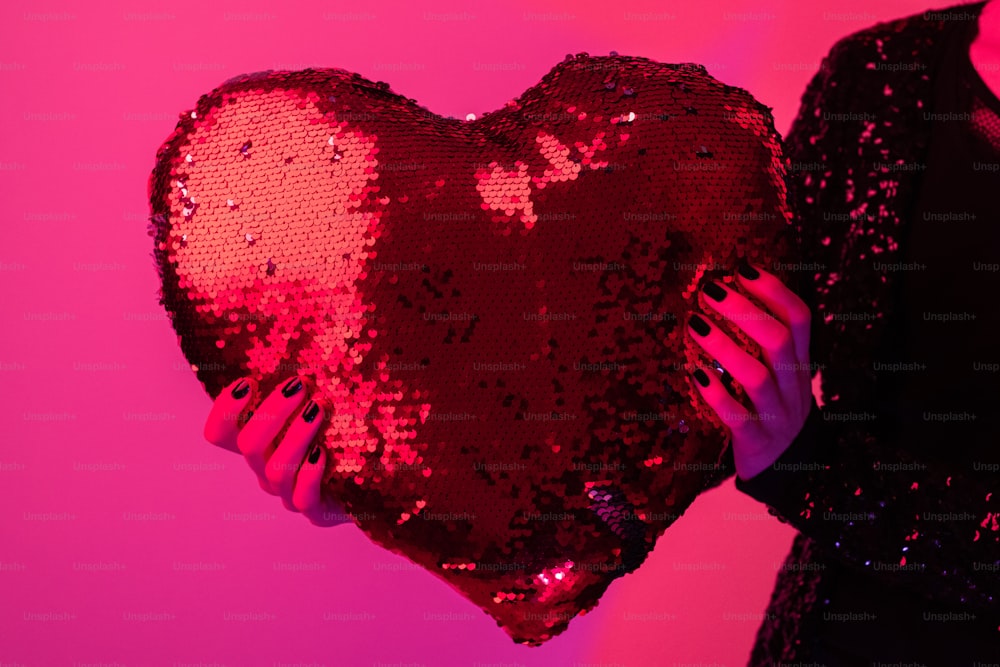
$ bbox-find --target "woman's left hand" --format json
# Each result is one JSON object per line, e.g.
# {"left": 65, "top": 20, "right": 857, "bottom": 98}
{"left": 686, "top": 263, "right": 814, "bottom": 481}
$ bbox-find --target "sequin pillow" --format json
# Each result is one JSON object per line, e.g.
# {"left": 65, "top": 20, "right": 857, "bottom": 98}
{"left": 148, "top": 53, "right": 793, "bottom": 645}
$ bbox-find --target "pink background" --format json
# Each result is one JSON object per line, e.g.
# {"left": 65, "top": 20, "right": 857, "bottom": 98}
{"left": 0, "top": 0, "right": 938, "bottom": 665}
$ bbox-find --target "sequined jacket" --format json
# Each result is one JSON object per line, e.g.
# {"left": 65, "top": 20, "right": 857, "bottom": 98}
{"left": 707, "top": 1, "right": 1000, "bottom": 663}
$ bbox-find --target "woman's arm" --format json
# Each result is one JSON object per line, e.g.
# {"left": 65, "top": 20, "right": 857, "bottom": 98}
{"left": 735, "top": 396, "right": 1000, "bottom": 612}
{"left": 730, "top": 30, "right": 1000, "bottom": 612}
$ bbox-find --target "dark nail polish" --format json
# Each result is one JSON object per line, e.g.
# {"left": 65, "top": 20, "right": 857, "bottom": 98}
{"left": 713, "top": 359, "right": 734, "bottom": 386}
{"left": 231, "top": 379, "right": 250, "bottom": 399}
{"left": 307, "top": 443, "right": 322, "bottom": 464}
{"left": 692, "top": 369, "right": 710, "bottom": 387}
{"left": 737, "top": 262, "right": 760, "bottom": 280}
{"left": 281, "top": 377, "right": 303, "bottom": 398}
{"left": 703, "top": 281, "right": 727, "bottom": 302}
{"left": 688, "top": 313, "right": 711, "bottom": 336}
{"left": 302, "top": 400, "right": 320, "bottom": 423}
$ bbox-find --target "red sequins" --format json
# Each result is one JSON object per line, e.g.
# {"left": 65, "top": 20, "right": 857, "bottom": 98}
{"left": 148, "top": 54, "right": 793, "bottom": 645}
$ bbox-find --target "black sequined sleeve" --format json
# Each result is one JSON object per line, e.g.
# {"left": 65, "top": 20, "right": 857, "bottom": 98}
{"left": 734, "top": 35, "right": 1000, "bottom": 612}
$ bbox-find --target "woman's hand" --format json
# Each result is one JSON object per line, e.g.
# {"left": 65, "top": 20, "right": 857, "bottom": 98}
{"left": 686, "top": 263, "right": 814, "bottom": 481}
{"left": 203, "top": 375, "right": 350, "bottom": 527}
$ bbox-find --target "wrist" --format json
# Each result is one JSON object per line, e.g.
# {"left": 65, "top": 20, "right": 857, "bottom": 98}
{"left": 735, "top": 452, "right": 781, "bottom": 482}
{"left": 733, "top": 410, "right": 814, "bottom": 481}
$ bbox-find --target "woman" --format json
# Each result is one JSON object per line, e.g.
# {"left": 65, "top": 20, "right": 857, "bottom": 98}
{"left": 692, "top": 1, "right": 1000, "bottom": 663}
{"left": 203, "top": 1, "right": 1000, "bottom": 663}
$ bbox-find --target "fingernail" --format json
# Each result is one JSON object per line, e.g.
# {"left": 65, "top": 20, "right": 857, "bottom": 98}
{"left": 713, "top": 359, "right": 733, "bottom": 384}
{"left": 702, "top": 281, "right": 727, "bottom": 302}
{"left": 737, "top": 262, "right": 760, "bottom": 280}
{"left": 282, "top": 377, "right": 303, "bottom": 398}
{"left": 688, "top": 313, "right": 711, "bottom": 336}
{"left": 692, "top": 369, "right": 710, "bottom": 387}
{"left": 307, "top": 443, "right": 322, "bottom": 464}
{"left": 231, "top": 379, "right": 250, "bottom": 399}
{"left": 302, "top": 400, "right": 320, "bottom": 423}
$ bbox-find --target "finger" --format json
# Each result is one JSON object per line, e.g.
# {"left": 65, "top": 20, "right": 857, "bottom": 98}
{"left": 687, "top": 312, "right": 784, "bottom": 421}
{"left": 735, "top": 263, "right": 811, "bottom": 366}
{"left": 265, "top": 399, "right": 324, "bottom": 510}
{"left": 698, "top": 281, "right": 800, "bottom": 407}
{"left": 688, "top": 366, "right": 757, "bottom": 437}
{"left": 236, "top": 376, "right": 308, "bottom": 490}
{"left": 204, "top": 377, "right": 257, "bottom": 453}
{"left": 294, "top": 444, "right": 351, "bottom": 527}
{"left": 700, "top": 280, "right": 797, "bottom": 371}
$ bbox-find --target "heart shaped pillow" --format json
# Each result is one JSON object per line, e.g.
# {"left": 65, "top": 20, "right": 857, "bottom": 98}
{"left": 148, "top": 53, "right": 793, "bottom": 645}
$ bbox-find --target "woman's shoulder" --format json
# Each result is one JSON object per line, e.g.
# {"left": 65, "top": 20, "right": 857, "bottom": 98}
{"left": 818, "top": 1, "right": 986, "bottom": 74}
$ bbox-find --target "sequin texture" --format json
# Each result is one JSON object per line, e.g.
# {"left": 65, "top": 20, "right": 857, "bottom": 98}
{"left": 734, "top": 2, "right": 1000, "bottom": 662}
{"left": 148, "top": 54, "right": 793, "bottom": 645}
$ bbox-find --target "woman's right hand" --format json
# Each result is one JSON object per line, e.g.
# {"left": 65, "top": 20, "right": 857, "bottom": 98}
{"left": 203, "top": 376, "right": 350, "bottom": 527}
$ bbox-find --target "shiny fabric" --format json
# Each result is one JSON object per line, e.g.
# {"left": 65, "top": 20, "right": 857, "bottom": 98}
{"left": 732, "top": 2, "right": 1000, "bottom": 663}
{"left": 147, "top": 55, "right": 793, "bottom": 644}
